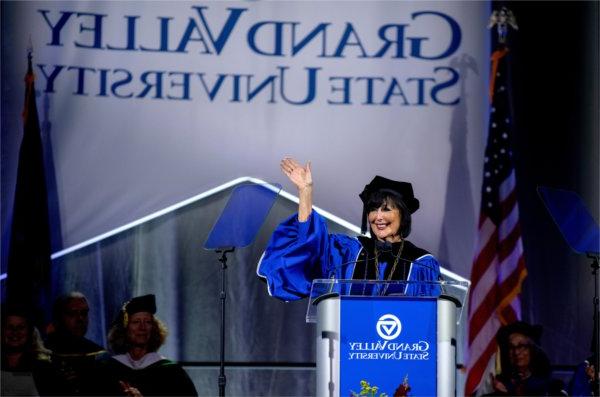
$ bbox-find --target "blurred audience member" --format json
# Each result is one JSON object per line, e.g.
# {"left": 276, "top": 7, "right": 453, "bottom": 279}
{"left": 569, "top": 355, "right": 596, "bottom": 397}
{"left": 1, "top": 305, "right": 61, "bottom": 395}
{"left": 45, "top": 291, "right": 106, "bottom": 394}
{"left": 488, "top": 321, "right": 565, "bottom": 396}
{"left": 98, "top": 294, "right": 197, "bottom": 396}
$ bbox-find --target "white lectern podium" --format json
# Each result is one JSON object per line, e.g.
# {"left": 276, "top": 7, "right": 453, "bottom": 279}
{"left": 307, "top": 280, "right": 468, "bottom": 397}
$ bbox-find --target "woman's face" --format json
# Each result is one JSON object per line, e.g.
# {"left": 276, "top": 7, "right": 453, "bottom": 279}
{"left": 508, "top": 332, "right": 532, "bottom": 370}
{"left": 3, "top": 315, "right": 29, "bottom": 350}
{"left": 368, "top": 199, "right": 402, "bottom": 242}
{"left": 126, "top": 312, "right": 154, "bottom": 349}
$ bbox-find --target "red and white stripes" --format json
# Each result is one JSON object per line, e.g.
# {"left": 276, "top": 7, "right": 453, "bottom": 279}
{"left": 465, "top": 170, "right": 527, "bottom": 395}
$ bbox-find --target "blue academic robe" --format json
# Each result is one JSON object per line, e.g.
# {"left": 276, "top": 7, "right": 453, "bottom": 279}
{"left": 257, "top": 210, "right": 441, "bottom": 301}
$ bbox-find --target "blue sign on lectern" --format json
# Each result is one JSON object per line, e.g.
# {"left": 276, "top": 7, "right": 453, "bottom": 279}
{"left": 340, "top": 296, "right": 437, "bottom": 396}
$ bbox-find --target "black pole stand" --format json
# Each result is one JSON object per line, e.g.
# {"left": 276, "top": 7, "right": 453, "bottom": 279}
{"left": 589, "top": 254, "right": 600, "bottom": 397}
{"left": 216, "top": 247, "right": 234, "bottom": 397}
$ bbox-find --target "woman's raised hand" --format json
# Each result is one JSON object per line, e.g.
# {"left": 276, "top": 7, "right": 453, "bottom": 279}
{"left": 281, "top": 157, "right": 313, "bottom": 222}
{"left": 280, "top": 157, "right": 312, "bottom": 191}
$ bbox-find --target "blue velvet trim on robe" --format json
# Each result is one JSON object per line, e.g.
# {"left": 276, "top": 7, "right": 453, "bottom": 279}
{"left": 257, "top": 210, "right": 441, "bottom": 301}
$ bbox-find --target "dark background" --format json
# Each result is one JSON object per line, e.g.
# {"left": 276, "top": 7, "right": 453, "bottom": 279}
{"left": 507, "top": 1, "right": 599, "bottom": 366}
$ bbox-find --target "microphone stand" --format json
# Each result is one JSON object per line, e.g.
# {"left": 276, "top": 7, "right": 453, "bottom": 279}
{"left": 216, "top": 247, "right": 234, "bottom": 397}
{"left": 203, "top": 182, "right": 281, "bottom": 397}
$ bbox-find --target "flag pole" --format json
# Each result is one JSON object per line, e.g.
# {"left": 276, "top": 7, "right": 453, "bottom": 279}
{"left": 465, "top": 6, "right": 524, "bottom": 395}
{"left": 6, "top": 43, "right": 52, "bottom": 315}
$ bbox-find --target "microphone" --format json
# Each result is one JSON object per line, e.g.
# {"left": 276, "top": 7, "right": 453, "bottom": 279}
{"left": 324, "top": 245, "right": 441, "bottom": 280}
{"left": 324, "top": 249, "right": 384, "bottom": 279}
{"left": 373, "top": 240, "right": 441, "bottom": 275}
{"left": 375, "top": 240, "right": 394, "bottom": 252}
{"left": 317, "top": 245, "right": 441, "bottom": 297}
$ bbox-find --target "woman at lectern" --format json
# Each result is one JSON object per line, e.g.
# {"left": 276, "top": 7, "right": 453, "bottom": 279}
{"left": 257, "top": 157, "right": 441, "bottom": 301}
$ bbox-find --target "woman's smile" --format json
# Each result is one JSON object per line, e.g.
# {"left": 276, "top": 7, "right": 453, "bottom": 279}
{"left": 368, "top": 200, "right": 402, "bottom": 242}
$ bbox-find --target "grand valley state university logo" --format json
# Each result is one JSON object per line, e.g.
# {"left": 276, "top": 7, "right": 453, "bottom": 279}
{"left": 346, "top": 310, "right": 430, "bottom": 361}
{"left": 376, "top": 314, "right": 402, "bottom": 340}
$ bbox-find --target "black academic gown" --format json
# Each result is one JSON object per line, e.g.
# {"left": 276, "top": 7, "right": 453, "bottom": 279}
{"left": 96, "top": 357, "right": 198, "bottom": 396}
{"left": 44, "top": 332, "right": 106, "bottom": 395}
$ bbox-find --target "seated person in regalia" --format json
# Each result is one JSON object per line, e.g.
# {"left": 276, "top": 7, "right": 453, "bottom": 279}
{"left": 96, "top": 294, "right": 197, "bottom": 396}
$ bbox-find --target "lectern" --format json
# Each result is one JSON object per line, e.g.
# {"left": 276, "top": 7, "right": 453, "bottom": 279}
{"left": 307, "top": 279, "right": 469, "bottom": 397}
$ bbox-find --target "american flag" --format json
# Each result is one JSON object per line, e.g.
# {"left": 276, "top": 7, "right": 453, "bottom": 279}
{"left": 464, "top": 44, "right": 528, "bottom": 395}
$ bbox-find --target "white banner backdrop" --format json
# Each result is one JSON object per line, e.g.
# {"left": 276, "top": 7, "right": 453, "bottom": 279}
{"left": 2, "top": 1, "right": 489, "bottom": 278}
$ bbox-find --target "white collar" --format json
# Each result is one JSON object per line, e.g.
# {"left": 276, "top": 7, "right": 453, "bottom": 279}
{"left": 113, "top": 352, "right": 164, "bottom": 369}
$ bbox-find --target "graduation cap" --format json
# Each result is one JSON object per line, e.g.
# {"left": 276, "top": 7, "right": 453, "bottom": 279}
{"left": 496, "top": 321, "right": 543, "bottom": 347}
{"left": 359, "top": 176, "right": 420, "bottom": 234}
{"left": 120, "top": 294, "right": 156, "bottom": 326}
{"left": 124, "top": 294, "right": 156, "bottom": 315}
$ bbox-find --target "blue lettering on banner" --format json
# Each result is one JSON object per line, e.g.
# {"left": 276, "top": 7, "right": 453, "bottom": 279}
{"left": 37, "top": 64, "right": 458, "bottom": 106}
{"left": 34, "top": 5, "right": 465, "bottom": 106}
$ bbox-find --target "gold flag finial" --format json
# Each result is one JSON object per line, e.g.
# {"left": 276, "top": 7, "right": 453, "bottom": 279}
{"left": 488, "top": 7, "right": 518, "bottom": 44}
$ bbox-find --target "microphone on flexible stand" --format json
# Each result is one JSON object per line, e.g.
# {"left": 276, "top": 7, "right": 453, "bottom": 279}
{"left": 375, "top": 240, "right": 394, "bottom": 252}
{"left": 318, "top": 248, "right": 440, "bottom": 298}
{"left": 325, "top": 245, "right": 440, "bottom": 280}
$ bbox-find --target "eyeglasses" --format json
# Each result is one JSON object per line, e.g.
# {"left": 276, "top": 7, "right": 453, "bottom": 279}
{"left": 508, "top": 343, "right": 531, "bottom": 353}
